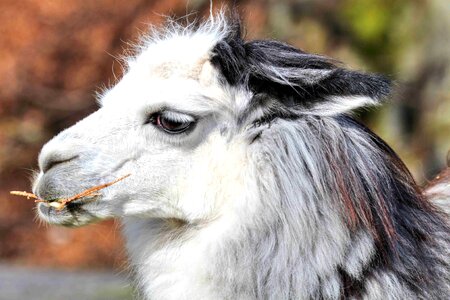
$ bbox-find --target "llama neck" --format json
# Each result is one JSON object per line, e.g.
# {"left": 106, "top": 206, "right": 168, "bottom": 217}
{"left": 122, "top": 213, "right": 378, "bottom": 300}
{"left": 122, "top": 181, "right": 448, "bottom": 300}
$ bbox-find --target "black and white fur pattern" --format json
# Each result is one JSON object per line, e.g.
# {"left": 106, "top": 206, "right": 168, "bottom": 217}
{"left": 34, "top": 14, "right": 449, "bottom": 299}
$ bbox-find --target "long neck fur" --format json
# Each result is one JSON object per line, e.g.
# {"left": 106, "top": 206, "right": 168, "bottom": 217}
{"left": 123, "top": 115, "right": 449, "bottom": 300}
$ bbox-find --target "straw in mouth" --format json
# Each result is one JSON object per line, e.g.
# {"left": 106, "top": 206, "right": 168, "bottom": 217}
{"left": 10, "top": 174, "right": 131, "bottom": 210}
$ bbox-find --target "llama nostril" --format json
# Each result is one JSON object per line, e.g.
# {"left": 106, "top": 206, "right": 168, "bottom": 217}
{"left": 42, "top": 154, "right": 78, "bottom": 173}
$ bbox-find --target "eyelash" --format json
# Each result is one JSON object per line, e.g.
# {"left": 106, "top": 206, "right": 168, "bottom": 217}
{"left": 146, "top": 111, "right": 196, "bottom": 134}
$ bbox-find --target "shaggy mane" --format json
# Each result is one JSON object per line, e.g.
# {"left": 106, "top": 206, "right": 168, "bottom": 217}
{"left": 207, "top": 15, "right": 449, "bottom": 298}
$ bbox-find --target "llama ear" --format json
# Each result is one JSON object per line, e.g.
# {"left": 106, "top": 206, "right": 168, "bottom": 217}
{"left": 301, "top": 68, "right": 392, "bottom": 116}
{"left": 246, "top": 68, "right": 391, "bottom": 118}
{"left": 211, "top": 33, "right": 391, "bottom": 117}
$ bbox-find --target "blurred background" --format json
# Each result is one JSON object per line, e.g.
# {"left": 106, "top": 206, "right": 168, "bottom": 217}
{"left": 0, "top": 0, "right": 449, "bottom": 299}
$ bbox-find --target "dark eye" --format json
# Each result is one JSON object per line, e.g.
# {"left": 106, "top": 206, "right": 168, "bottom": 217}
{"left": 148, "top": 112, "right": 195, "bottom": 134}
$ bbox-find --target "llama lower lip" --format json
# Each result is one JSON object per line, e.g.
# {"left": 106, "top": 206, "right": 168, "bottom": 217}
{"left": 38, "top": 196, "right": 97, "bottom": 213}
{"left": 38, "top": 201, "right": 68, "bottom": 214}
{"left": 37, "top": 202, "right": 62, "bottom": 217}
{"left": 37, "top": 202, "right": 83, "bottom": 227}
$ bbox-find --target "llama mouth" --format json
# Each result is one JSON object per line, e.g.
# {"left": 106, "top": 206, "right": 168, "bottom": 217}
{"left": 37, "top": 195, "right": 99, "bottom": 214}
{"left": 37, "top": 200, "right": 100, "bottom": 227}
{"left": 33, "top": 174, "right": 128, "bottom": 215}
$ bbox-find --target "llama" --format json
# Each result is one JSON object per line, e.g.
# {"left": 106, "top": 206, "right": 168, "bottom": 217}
{"left": 33, "top": 15, "right": 449, "bottom": 299}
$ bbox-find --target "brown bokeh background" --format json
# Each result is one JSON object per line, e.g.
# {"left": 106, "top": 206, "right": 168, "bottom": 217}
{"left": 0, "top": 0, "right": 449, "bottom": 271}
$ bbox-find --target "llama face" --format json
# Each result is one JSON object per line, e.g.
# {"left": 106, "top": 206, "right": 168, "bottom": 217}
{"left": 34, "top": 16, "right": 390, "bottom": 227}
{"left": 33, "top": 30, "right": 236, "bottom": 226}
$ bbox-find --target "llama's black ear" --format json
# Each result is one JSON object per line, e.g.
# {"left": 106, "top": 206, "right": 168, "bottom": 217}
{"left": 241, "top": 45, "right": 392, "bottom": 115}
{"left": 211, "top": 34, "right": 391, "bottom": 116}
{"left": 298, "top": 68, "right": 392, "bottom": 116}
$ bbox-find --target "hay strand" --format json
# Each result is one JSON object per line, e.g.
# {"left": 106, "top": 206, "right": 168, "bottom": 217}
{"left": 10, "top": 174, "right": 130, "bottom": 210}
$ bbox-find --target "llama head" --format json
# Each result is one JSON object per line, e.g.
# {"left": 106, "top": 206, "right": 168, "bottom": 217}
{"left": 34, "top": 15, "right": 390, "bottom": 227}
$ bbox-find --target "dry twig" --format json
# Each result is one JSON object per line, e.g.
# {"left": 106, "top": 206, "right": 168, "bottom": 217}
{"left": 10, "top": 174, "right": 130, "bottom": 210}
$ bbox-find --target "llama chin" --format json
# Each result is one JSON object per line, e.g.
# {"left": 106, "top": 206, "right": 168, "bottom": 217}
{"left": 34, "top": 12, "right": 450, "bottom": 300}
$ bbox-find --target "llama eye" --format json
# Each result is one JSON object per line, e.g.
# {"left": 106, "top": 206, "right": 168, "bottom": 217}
{"left": 150, "top": 111, "right": 195, "bottom": 134}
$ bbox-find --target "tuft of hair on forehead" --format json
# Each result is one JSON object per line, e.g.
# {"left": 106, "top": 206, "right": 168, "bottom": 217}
{"left": 127, "top": 11, "right": 390, "bottom": 118}
{"left": 208, "top": 14, "right": 391, "bottom": 118}
{"left": 126, "top": 12, "right": 231, "bottom": 68}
